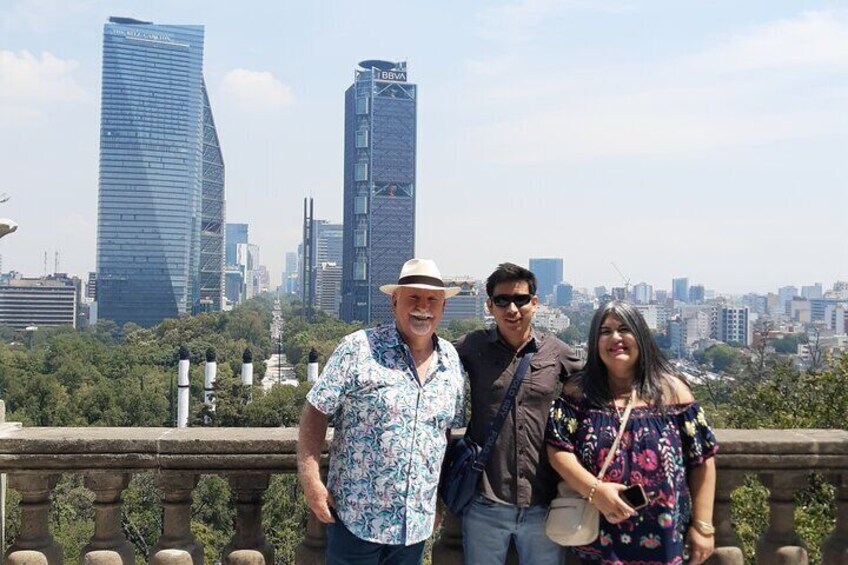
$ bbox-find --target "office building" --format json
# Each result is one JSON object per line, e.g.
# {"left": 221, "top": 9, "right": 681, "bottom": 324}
{"left": 778, "top": 286, "right": 799, "bottom": 316}
{"left": 341, "top": 60, "right": 417, "bottom": 324}
{"left": 0, "top": 275, "right": 79, "bottom": 330}
{"left": 802, "top": 283, "right": 823, "bottom": 300}
{"left": 672, "top": 277, "right": 689, "bottom": 303}
{"left": 632, "top": 282, "right": 652, "bottom": 305}
{"left": 440, "top": 278, "right": 485, "bottom": 327}
{"left": 226, "top": 224, "right": 248, "bottom": 267}
{"left": 529, "top": 258, "right": 563, "bottom": 302}
{"left": 96, "top": 17, "right": 224, "bottom": 327}
{"left": 554, "top": 283, "right": 574, "bottom": 307}
{"left": 315, "top": 262, "right": 343, "bottom": 318}
{"left": 718, "top": 306, "right": 750, "bottom": 346}
{"left": 688, "top": 285, "right": 705, "bottom": 304}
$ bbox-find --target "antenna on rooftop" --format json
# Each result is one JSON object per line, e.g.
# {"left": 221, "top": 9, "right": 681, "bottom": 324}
{"left": 54, "top": 251, "right": 59, "bottom": 275}
{"left": 43, "top": 251, "right": 47, "bottom": 277}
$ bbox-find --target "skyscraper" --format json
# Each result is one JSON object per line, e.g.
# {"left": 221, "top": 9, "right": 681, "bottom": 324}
{"left": 341, "top": 60, "right": 417, "bottom": 324}
{"left": 672, "top": 277, "right": 689, "bottom": 303}
{"left": 96, "top": 17, "right": 224, "bottom": 327}
{"left": 529, "top": 258, "right": 563, "bottom": 302}
{"left": 226, "top": 224, "right": 248, "bottom": 267}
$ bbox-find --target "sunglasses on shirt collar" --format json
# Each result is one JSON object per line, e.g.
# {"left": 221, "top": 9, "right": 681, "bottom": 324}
{"left": 491, "top": 294, "right": 534, "bottom": 308}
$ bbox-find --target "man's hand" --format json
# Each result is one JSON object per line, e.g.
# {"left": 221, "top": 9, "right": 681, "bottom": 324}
{"left": 297, "top": 403, "right": 334, "bottom": 523}
{"left": 302, "top": 477, "right": 336, "bottom": 523}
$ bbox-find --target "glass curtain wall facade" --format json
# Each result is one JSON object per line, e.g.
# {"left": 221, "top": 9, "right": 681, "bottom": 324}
{"left": 341, "top": 60, "right": 417, "bottom": 324}
{"left": 529, "top": 258, "right": 564, "bottom": 302}
{"left": 96, "top": 17, "right": 223, "bottom": 327}
{"left": 199, "top": 81, "right": 225, "bottom": 313}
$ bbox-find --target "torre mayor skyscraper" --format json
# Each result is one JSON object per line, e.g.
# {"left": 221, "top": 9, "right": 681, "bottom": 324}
{"left": 341, "top": 60, "right": 416, "bottom": 324}
{"left": 96, "top": 17, "right": 224, "bottom": 327}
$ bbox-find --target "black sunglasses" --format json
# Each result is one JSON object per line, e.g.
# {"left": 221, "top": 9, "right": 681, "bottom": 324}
{"left": 491, "top": 294, "right": 534, "bottom": 308}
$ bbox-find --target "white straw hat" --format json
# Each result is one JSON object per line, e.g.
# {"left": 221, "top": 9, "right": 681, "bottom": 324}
{"left": 379, "top": 258, "right": 461, "bottom": 298}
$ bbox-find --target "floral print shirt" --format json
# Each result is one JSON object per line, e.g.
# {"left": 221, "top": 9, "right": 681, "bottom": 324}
{"left": 546, "top": 395, "right": 718, "bottom": 565}
{"left": 307, "top": 325, "right": 466, "bottom": 545}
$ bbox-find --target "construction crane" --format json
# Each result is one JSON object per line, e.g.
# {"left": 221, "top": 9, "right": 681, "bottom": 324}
{"left": 611, "top": 262, "right": 631, "bottom": 297}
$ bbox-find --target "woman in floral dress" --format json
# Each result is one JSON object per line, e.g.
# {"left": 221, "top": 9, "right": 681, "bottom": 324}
{"left": 546, "top": 301, "right": 718, "bottom": 565}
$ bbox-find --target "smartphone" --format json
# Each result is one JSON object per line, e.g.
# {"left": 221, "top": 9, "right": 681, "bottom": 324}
{"left": 620, "top": 484, "right": 649, "bottom": 510}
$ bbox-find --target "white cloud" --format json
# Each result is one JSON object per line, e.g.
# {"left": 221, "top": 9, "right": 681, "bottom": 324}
{"left": 219, "top": 69, "right": 295, "bottom": 111}
{"left": 693, "top": 9, "right": 848, "bottom": 73}
{"left": 463, "top": 9, "right": 848, "bottom": 164}
{"left": 475, "top": 0, "right": 633, "bottom": 43}
{"left": 0, "top": 50, "right": 87, "bottom": 104}
{"left": 464, "top": 55, "right": 518, "bottom": 77}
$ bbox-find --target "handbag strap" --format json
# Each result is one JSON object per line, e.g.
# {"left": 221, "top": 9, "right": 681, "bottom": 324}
{"left": 472, "top": 351, "right": 534, "bottom": 471}
{"left": 595, "top": 388, "right": 635, "bottom": 480}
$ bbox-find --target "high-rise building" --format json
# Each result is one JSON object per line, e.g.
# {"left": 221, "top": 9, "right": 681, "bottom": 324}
{"left": 341, "top": 60, "right": 416, "bottom": 324}
{"left": 802, "top": 283, "right": 823, "bottom": 300}
{"left": 529, "top": 258, "right": 563, "bottom": 302}
{"left": 315, "top": 262, "right": 343, "bottom": 318}
{"left": 632, "top": 282, "right": 652, "bottom": 305}
{"left": 0, "top": 274, "right": 80, "bottom": 330}
{"left": 554, "top": 283, "right": 574, "bottom": 307}
{"left": 688, "top": 285, "right": 705, "bottom": 304}
{"left": 226, "top": 224, "right": 248, "bottom": 267}
{"left": 718, "top": 306, "right": 750, "bottom": 346}
{"left": 672, "top": 277, "right": 689, "bottom": 303}
{"left": 96, "top": 17, "right": 224, "bottom": 327}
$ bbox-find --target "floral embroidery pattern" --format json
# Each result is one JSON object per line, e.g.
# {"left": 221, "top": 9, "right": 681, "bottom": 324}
{"left": 546, "top": 396, "right": 718, "bottom": 565}
{"left": 307, "top": 325, "right": 465, "bottom": 545}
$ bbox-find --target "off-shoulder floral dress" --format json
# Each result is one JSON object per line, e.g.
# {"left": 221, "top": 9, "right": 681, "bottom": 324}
{"left": 546, "top": 395, "right": 718, "bottom": 565}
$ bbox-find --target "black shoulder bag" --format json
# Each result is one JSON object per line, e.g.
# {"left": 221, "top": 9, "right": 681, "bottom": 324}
{"left": 439, "top": 352, "right": 534, "bottom": 515}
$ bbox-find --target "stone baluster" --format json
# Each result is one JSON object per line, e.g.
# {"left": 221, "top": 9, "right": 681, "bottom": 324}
{"left": 295, "top": 467, "right": 328, "bottom": 565}
{"left": 222, "top": 474, "right": 274, "bottom": 564}
{"left": 81, "top": 472, "right": 134, "bottom": 564}
{"left": 5, "top": 473, "right": 63, "bottom": 565}
{"left": 294, "top": 506, "right": 326, "bottom": 565}
{"left": 822, "top": 472, "right": 848, "bottom": 565}
{"left": 431, "top": 510, "right": 462, "bottom": 565}
{"left": 150, "top": 473, "right": 203, "bottom": 564}
{"left": 709, "top": 469, "right": 744, "bottom": 565}
{"left": 756, "top": 471, "right": 809, "bottom": 565}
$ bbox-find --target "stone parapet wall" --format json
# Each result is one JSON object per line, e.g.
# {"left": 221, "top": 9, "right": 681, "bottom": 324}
{"left": 0, "top": 427, "right": 846, "bottom": 564}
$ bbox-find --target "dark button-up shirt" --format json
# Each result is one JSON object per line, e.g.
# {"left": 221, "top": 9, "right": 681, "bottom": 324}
{"left": 455, "top": 328, "right": 583, "bottom": 507}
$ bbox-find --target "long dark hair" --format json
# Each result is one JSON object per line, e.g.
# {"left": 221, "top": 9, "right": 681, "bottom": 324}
{"left": 581, "top": 300, "right": 680, "bottom": 409}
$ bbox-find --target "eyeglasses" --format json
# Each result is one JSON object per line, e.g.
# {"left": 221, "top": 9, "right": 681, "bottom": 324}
{"left": 491, "top": 294, "right": 534, "bottom": 308}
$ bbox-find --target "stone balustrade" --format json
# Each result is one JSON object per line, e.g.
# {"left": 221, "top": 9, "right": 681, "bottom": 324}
{"left": 0, "top": 426, "right": 847, "bottom": 564}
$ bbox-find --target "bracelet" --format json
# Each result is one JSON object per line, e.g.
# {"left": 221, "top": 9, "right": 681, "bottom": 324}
{"left": 692, "top": 519, "right": 715, "bottom": 536}
{"left": 586, "top": 479, "right": 600, "bottom": 503}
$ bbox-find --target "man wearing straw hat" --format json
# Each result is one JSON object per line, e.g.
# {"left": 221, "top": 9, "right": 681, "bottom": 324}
{"left": 298, "top": 258, "right": 465, "bottom": 565}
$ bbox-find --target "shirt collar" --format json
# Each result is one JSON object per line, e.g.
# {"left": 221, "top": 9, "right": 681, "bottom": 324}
{"left": 487, "top": 326, "right": 540, "bottom": 354}
{"left": 391, "top": 325, "right": 445, "bottom": 365}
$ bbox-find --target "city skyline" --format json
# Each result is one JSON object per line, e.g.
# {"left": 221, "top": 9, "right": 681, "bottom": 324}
{"left": 1, "top": 1, "right": 846, "bottom": 295}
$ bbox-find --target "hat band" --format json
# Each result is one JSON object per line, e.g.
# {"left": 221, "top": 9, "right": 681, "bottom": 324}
{"left": 397, "top": 275, "right": 445, "bottom": 288}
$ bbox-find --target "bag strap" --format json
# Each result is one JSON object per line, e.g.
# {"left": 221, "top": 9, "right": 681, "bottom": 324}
{"left": 595, "top": 388, "right": 635, "bottom": 480}
{"left": 472, "top": 351, "right": 534, "bottom": 471}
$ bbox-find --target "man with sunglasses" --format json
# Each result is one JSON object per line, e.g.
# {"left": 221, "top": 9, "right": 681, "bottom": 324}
{"left": 455, "top": 262, "right": 582, "bottom": 565}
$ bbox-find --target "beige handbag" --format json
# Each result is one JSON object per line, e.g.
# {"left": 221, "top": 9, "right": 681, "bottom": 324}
{"left": 545, "top": 390, "right": 635, "bottom": 546}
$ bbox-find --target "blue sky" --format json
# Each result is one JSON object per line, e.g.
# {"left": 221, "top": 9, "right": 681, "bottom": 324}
{"left": 0, "top": 0, "right": 846, "bottom": 295}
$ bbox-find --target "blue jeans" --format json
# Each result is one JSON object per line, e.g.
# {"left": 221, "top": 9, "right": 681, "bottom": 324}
{"left": 326, "top": 513, "right": 425, "bottom": 565}
{"left": 462, "top": 494, "right": 564, "bottom": 565}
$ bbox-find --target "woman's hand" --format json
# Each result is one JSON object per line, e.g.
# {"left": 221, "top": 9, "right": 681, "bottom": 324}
{"left": 591, "top": 481, "right": 636, "bottom": 525}
{"left": 686, "top": 527, "right": 714, "bottom": 564}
